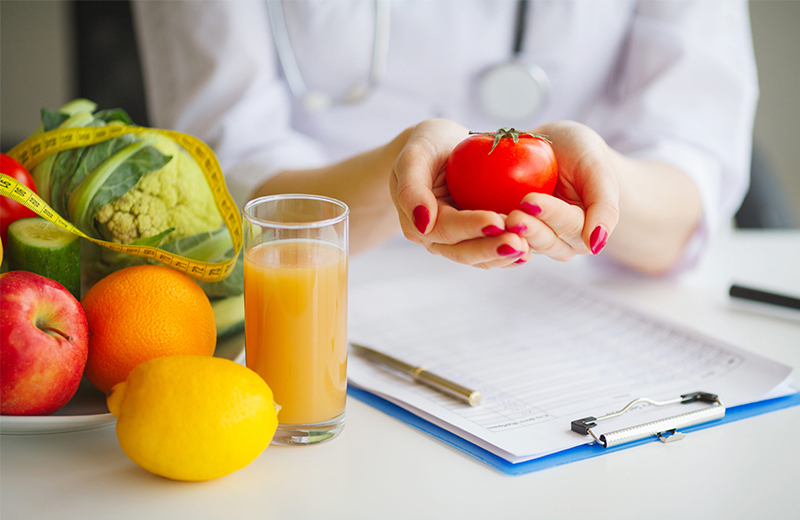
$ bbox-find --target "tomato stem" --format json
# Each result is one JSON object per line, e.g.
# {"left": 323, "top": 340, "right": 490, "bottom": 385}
{"left": 469, "top": 128, "right": 551, "bottom": 154}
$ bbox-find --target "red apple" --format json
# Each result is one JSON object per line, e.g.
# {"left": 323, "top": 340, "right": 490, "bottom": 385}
{"left": 1, "top": 271, "right": 89, "bottom": 415}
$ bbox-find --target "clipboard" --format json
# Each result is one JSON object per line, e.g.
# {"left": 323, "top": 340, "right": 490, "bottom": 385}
{"left": 347, "top": 240, "right": 798, "bottom": 475}
{"left": 347, "top": 386, "right": 800, "bottom": 476}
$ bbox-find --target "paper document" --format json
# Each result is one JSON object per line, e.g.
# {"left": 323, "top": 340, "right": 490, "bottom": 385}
{"left": 348, "top": 262, "right": 793, "bottom": 463}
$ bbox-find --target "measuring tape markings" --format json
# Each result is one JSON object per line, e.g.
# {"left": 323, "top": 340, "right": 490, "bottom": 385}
{"left": 1, "top": 126, "right": 241, "bottom": 283}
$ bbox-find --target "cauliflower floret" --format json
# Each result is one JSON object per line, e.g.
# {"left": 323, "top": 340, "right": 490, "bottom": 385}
{"left": 95, "top": 134, "right": 223, "bottom": 244}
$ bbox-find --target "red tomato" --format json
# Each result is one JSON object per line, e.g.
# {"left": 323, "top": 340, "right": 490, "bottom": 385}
{"left": 1, "top": 153, "right": 38, "bottom": 247}
{"left": 445, "top": 128, "right": 557, "bottom": 215}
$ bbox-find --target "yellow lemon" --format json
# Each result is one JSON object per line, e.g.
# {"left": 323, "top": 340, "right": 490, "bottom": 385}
{"left": 107, "top": 355, "right": 279, "bottom": 481}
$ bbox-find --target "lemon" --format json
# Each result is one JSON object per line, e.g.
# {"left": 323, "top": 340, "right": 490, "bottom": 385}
{"left": 107, "top": 355, "right": 279, "bottom": 481}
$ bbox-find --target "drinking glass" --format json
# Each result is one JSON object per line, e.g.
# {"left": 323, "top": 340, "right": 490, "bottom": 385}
{"left": 242, "top": 194, "right": 349, "bottom": 445}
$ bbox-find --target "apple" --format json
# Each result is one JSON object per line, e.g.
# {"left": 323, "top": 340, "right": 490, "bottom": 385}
{"left": 1, "top": 271, "right": 89, "bottom": 415}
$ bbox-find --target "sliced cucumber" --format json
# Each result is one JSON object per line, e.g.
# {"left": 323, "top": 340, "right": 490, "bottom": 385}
{"left": 212, "top": 294, "right": 245, "bottom": 339}
{"left": 7, "top": 217, "right": 81, "bottom": 299}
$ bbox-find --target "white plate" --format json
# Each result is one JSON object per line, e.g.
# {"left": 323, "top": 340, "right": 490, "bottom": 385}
{"left": 0, "top": 333, "right": 245, "bottom": 436}
{"left": 0, "top": 377, "right": 115, "bottom": 435}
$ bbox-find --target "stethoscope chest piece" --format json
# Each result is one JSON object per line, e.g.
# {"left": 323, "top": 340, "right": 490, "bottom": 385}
{"left": 478, "top": 60, "right": 550, "bottom": 122}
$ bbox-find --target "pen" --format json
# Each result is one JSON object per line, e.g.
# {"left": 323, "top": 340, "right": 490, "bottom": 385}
{"left": 349, "top": 342, "right": 483, "bottom": 406}
{"left": 729, "top": 284, "right": 800, "bottom": 312}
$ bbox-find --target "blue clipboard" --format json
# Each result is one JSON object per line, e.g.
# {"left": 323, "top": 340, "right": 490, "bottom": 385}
{"left": 347, "top": 386, "right": 800, "bottom": 476}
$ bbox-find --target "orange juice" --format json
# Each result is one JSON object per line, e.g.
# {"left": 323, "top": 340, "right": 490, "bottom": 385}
{"left": 244, "top": 239, "right": 347, "bottom": 425}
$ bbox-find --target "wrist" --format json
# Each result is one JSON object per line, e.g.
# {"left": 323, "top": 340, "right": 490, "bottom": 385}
{"left": 385, "top": 126, "right": 415, "bottom": 159}
{"left": 603, "top": 150, "right": 703, "bottom": 274}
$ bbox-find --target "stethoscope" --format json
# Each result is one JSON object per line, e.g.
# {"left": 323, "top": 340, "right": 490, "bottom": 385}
{"left": 267, "top": 0, "right": 549, "bottom": 121}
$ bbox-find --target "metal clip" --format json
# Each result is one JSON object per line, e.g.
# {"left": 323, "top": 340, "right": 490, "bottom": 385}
{"left": 570, "top": 391, "right": 725, "bottom": 448}
{"left": 656, "top": 429, "right": 686, "bottom": 443}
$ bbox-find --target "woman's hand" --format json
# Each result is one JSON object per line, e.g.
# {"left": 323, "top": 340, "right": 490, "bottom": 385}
{"left": 504, "top": 121, "right": 620, "bottom": 261}
{"left": 391, "top": 119, "right": 622, "bottom": 267}
{"left": 390, "top": 120, "right": 530, "bottom": 269}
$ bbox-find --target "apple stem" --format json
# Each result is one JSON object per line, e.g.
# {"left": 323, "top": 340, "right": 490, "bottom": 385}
{"left": 40, "top": 326, "right": 73, "bottom": 342}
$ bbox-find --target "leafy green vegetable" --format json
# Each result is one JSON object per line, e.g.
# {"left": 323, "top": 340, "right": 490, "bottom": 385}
{"left": 200, "top": 250, "right": 243, "bottom": 298}
{"left": 58, "top": 98, "right": 99, "bottom": 116}
{"left": 41, "top": 108, "right": 70, "bottom": 131}
{"left": 158, "top": 227, "right": 244, "bottom": 298}
{"left": 67, "top": 139, "right": 171, "bottom": 236}
{"left": 133, "top": 228, "right": 175, "bottom": 247}
{"left": 32, "top": 110, "right": 97, "bottom": 204}
{"left": 59, "top": 134, "right": 138, "bottom": 215}
{"left": 29, "top": 98, "right": 241, "bottom": 300}
{"left": 159, "top": 227, "right": 233, "bottom": 262}
{"left": 93, "top": 108, "right": 135, "bottom": 125}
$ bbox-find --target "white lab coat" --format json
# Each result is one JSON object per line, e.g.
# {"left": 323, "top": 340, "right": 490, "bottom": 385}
{"left": 133, "top": 0, "right": 758, "bottom": 267}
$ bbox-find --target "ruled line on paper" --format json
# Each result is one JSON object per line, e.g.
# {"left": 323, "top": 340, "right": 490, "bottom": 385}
{"left": 350, "top": 274, "right": 749, "bottom": 435}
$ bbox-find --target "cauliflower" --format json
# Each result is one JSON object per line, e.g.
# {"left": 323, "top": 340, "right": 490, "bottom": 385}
{"left": 94, "top": 132, "right": 222, "bottom": 244}
{"left": 31, "top": 99, "right": 242, "bottom": 308}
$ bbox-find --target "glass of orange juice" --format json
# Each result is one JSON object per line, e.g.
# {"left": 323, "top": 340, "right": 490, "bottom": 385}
{"left": 242, "top": 194, "right": 349, "bottom": 445}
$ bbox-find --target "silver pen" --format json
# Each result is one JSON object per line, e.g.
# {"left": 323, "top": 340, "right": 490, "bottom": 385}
{"left": 350, "top": 342, "right": 482, "bottom": 406}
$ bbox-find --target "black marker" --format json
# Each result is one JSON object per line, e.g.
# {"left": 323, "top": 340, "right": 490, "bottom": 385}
{"left": 729, "top": 284, "right": 800, "bottom": 312}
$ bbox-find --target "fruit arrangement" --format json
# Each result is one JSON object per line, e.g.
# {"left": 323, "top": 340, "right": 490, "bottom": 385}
{"left": 0, "top": 103, "right": 277, "bottom": 481}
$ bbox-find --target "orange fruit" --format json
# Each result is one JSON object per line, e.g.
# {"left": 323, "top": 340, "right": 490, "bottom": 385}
{"left": 81, "top": 265, "right": 216, "bottom": 394}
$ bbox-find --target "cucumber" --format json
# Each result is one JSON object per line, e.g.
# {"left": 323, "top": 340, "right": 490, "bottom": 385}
{"left": 212, "top": 294, "right": 245, "bottom": 339}
{"left": 7, "top": 217, "right": 81, "bottom": 299}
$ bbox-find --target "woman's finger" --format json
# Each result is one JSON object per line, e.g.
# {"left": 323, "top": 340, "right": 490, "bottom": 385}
{"left": 506, "top": 215, "right": 579, "bottom": 261}
{"left": 391, "top": 143, "right": 440, "bottom": 235}
{"left": 423, "top": 204, "right": 507, "bottom": 245}
{"left": 426, "top": 233, "right": 528, "bottom": 268}
{"left": 390, "top": 120, "right": 469, "bottom": 234}
{"left": 529, "top": 121, "right": 620, "bottom": 255}
{"left": 580, "top": 164, "right": 619, "bottom": 255}
{"left": 506, "top": 193, "right": 589, "bottom": 253}
{"left": 502, "top": 251, "right": 530, "bottom": 268}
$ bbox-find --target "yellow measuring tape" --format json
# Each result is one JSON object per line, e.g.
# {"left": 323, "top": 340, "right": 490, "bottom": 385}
{"left": 0, "top": 125, "right": 241, "bottom": 283}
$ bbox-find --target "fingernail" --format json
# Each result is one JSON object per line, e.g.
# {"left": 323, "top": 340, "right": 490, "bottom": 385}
{"left": 482, "top": 225, "right": 504, "bottom": 237}
{"left": 497, "top": 244, "right": 523, "bottom": 257}
{"left": 590, "top": 225, "right": 608, "bottom": 255}
{"left": 520, "top": 202, "right": 542, "bottom": 216}
{"left": 413, "top": 205, "right": 430, "bottom": 234}
{"left": 514, "top": 257, "right": 528, "bottom": 265}
{"left": 506, "top": 223, "right": 527, "bottom": 236}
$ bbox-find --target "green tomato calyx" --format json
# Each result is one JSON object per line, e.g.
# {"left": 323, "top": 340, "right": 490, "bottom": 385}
{"left": 469, "top": 128, "right": 551, "bottom": 155}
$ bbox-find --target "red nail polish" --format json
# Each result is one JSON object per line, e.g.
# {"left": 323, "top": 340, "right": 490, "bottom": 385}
{"left": 497, "top": 244, "right": 521, "bottom": 257}
{"left": 590, "top": 225, "right": 608, "bottom": 255}
{"left": 482, "top": 225, "right": 504, "bottom": 237}
{"left": 506, "top": 223, "right": 527, "bottom": 236}
{"left": 413, "top": 205, "right": 430, "bottom": 234}
{"left": 520, "top": 202, "right": 542, "bottom": 216}
{"left": 514, "top": 257, "right": 527, "bottom": 265}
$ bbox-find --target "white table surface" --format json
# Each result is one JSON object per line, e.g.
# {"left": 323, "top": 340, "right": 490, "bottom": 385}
{"left": 2, "top": 230, "right": 799, "bottom": 520}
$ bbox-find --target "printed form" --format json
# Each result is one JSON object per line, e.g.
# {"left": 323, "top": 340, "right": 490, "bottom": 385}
{"left": 348, "top": 267, "right": 794, "bottom": 463}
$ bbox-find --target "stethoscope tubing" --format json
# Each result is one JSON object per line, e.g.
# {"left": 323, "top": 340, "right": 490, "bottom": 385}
{"left": 268, "top": 0, "right": 548, "bottom": 120}
{"left": 267, "top": 0, "right": 391, "bottom": 109}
